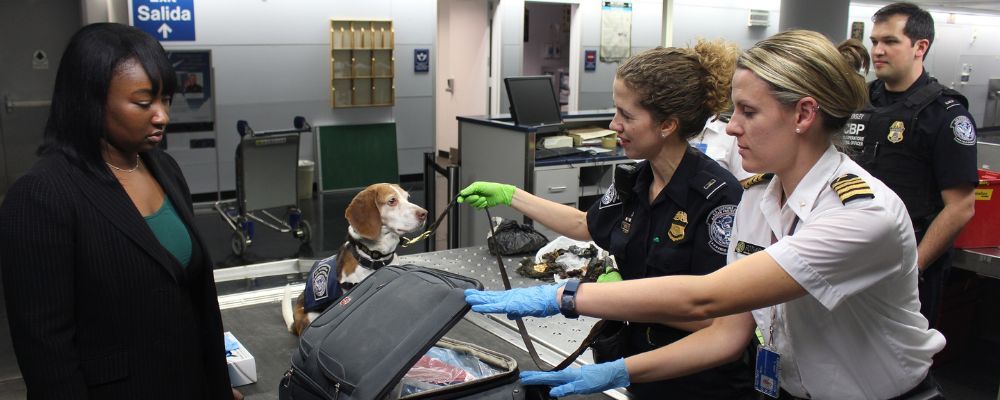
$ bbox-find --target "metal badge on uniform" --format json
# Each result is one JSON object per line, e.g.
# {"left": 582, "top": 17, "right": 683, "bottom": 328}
{"left": 887, "top": 120, "right": 905, "bottom": 143}
{"left": 755, "top": 345, "right": 781, "bottom": 398}
{"left": 951, "top": 115, "right": 976, "bottom": 145}
{"left": 703, "top": 179, "right": 717, "bottom": 190}
{"left": 668, "top": 211, "right": 687, "bottom": 242}
{"left": 621, "top": 212, "right": 633, "bottom": 234}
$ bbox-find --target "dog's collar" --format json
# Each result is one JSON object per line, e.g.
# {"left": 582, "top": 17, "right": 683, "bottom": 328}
{"left": 349, "top": 238, "right": 395, "bottom": 269}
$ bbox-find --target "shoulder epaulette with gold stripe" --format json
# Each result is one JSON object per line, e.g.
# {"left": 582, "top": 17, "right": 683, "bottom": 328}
{"left": 831, "top": 174, "right": 875, "bottom": 204}
{"left": 740, "top": 173, "right": 773, "bottom": 189}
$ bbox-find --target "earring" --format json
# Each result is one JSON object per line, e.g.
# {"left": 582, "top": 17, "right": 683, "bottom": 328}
{"left": 795, "top": 128, "right": 801, "bottom": 134}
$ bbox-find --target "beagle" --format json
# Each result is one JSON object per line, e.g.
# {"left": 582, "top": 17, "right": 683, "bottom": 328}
{"left": 282, "top": 183, "right": 427, "bottom": 336}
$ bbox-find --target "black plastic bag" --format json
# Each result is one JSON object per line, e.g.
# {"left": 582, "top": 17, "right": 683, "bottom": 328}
{"left": 487, "top": 219, "right": 549, "bottom": 256}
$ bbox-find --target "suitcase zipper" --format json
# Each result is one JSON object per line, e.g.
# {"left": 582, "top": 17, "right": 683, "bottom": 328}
{"left": 283, "top": 367, "right": 341, "bottom": 400}
{"left": 282, "top": 369, "right": 292, "bottom": 388}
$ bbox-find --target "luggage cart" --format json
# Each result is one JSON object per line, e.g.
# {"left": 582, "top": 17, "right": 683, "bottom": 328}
{"left": 215, "top": 116, "right": 313, "bottom": 256}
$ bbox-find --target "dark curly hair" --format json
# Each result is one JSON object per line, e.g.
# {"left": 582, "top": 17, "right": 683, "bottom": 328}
{"left": 615, "top": 39, "right": 737, "bottom": 140}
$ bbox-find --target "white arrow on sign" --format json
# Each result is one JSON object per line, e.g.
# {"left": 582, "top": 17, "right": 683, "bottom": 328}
{"left": 157, "top": 23, "right": 173, "bottom": 39}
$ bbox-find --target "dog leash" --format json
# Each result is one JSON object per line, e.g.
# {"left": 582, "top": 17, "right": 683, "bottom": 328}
{"left": 400, "top": 196, "right": 460, "bottom": 248}
{"left": 483, "top": 208, "right": 608, "bottom": 372}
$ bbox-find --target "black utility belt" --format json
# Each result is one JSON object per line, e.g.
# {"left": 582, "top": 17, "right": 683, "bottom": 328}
{"left": 626, "top": 322, "right": 687, "bottom": 349}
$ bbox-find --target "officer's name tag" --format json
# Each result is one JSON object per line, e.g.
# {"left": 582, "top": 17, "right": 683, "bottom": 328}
{"left": 735, "top": 240, "right": 765, "bottom": 256}
{"left": 755, "top": 345, "right": 781, "bottom": 398}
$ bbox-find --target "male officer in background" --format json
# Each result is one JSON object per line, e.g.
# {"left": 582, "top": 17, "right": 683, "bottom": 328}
{"left": 843, "top": 2, "right": 977, "bottom": 328}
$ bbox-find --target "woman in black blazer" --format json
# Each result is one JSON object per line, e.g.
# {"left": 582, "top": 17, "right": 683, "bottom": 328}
{"left": 0, "top": 23, "right": 240, "bottom": 399}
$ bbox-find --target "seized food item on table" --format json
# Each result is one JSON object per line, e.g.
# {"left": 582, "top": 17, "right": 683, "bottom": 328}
{"left": 566, "top": 244, "right": 599, "bottom": 258}
{"left": 516, "top": 243, "right": 615, "bottom": 283}
{"left": 516, "top": 257, "right": 563, "bottom": 281}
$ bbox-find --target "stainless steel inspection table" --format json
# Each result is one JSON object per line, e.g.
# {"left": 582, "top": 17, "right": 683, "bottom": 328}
{"left": 213, "top": 246, "right": 623, "bottom": 400}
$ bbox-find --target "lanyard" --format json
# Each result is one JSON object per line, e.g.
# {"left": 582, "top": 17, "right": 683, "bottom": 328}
{"left": 766, "top": 215, "right": 799, "bottom": 348}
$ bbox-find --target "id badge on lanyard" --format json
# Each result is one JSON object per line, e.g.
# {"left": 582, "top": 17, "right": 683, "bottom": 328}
{"left": 755, "top": 216, "right": 799, "bottom": 398}
{"left": 755, "top": 324, "right": 781, "bottom": 398}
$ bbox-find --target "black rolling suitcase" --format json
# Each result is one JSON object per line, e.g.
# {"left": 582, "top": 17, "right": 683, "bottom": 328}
{"left": 279, "top": 264, "right": 554, "bottom": 400}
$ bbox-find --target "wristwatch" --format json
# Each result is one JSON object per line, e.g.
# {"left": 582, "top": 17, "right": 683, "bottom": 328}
{"left": 559, "top": 279, "right": 581, "bottom": 319}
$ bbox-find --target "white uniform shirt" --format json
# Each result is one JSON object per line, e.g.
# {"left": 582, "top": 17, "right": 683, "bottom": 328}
{"left": 727, "top": 146, "right": 946, "bottom": 399}
{"left": 689, "top": 118, "right": 754, "bottom": 181}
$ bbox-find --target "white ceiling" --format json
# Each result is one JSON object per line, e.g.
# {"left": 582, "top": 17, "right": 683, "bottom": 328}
{"left": 854, "top": 0, "right": 1000, "bottom": 16}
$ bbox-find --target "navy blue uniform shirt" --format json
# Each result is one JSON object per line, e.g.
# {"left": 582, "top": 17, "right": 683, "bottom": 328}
{"left": 867, "top": 70, "right": 979, "bottom": 222}
{"left": 587, "top": 147, "right": 743, "bottom": 280}
{"left": 586, "top": 147, "right": 752, "bottom": 399}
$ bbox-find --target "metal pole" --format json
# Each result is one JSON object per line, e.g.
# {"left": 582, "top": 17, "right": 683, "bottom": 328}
{"left": 423, "top": 152, "right": 436, "bottom": 252}
{"left": 446, "top": 165, "right": 460, "bottom": 249}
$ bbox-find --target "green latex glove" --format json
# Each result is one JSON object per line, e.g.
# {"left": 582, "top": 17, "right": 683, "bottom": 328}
{"left": 596, "top": 256, "right": 623, "bottom": 282}
{"left": 457, "top": 181, "right": 516, "bottom": 209}
{"left": 596, "top": 267, "right": 623, "bottom": 283}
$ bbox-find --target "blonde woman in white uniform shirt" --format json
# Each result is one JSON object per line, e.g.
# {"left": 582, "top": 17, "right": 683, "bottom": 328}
{"left": 463, "top": 30, "right": 944, "bottom": 399}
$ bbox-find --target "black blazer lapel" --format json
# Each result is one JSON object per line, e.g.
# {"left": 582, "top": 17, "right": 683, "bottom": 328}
{"left": 64, "top": 156, "right": 186, "bottom": 284}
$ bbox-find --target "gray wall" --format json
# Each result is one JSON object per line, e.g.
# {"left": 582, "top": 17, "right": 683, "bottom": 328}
{"left": 577, "top": 0, "right": 663, "bottom": 111}
{"left": 150, "top": 0, "right": 437, "bottom": 193}
{"left": 671, "top": 2, "right": 780, "bottom": 54}
{"left": 779, "top": 0, "right": 849, "bottom": 42}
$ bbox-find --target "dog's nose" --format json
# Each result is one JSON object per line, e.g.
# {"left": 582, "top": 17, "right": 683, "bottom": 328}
{"left": 416, "top": 209, "right": 428, "bottom": 221}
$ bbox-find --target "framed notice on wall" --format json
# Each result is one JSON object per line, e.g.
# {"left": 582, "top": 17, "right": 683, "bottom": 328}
{"left": 165, "top": 50, "right": 214, "bottom": 132}
{"left": 600, "top": 2, "right": 631, "bottom": 62}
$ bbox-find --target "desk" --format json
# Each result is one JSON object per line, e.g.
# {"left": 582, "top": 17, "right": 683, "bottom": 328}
{"left": 457, "top": 112, "right": 633, "bottom": 246}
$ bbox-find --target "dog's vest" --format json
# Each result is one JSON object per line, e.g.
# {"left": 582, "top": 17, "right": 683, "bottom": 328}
{"left": 304, "top": 254, "right": 342, "bottom": 312}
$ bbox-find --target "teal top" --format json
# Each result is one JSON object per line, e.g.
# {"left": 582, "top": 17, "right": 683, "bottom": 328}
{"left": 144, "top": 197, "right": 193, "bottom": 268}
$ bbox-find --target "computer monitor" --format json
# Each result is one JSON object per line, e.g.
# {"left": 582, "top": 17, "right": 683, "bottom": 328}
{"left": 504, "top": 76, "right": 562, "bottom": 131}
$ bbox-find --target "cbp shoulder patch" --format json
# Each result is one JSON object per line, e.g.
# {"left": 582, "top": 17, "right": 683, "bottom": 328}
{"left": 599, "top": 185, "right": 623, "bottom": 209}
{"left": 830, "top": 174, "right": 874, "bottom": 204}
{"left": 707, "top": 204, "right": 737, "bottom": 254}
{"left": 740, "top": 173, "right": 773, "bottom": 190}
{"left": 311, "top": 263, "right": 332, "bottom": 301}
{"left": 951, "top": 115, "right": 976, "bottom": 145}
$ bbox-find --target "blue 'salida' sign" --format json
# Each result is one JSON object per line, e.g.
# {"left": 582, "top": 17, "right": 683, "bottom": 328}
{"left": 131, "top": 0, "right": 196, "bottom": 41}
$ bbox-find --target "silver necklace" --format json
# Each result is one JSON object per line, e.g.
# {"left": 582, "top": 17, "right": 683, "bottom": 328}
{"left": 106, "top": 155, "right": 141, "bottom": 173}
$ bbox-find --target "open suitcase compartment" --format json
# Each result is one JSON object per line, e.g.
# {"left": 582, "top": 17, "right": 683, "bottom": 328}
{"left": 280, "top": 264, "right": 553, "bottom": 400}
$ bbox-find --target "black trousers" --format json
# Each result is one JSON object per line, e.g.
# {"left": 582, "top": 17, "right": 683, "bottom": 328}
{"left": 774, "top": 372, "right": 944, "bottom": 399}
{"left": 916, "top": 231, "right": 953, "bottom": 329}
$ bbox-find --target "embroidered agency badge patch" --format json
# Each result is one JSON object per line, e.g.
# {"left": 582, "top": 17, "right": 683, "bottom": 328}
{"left": 600, "top": 185, "right": 622, "bottom": 209}
{"left": 311, "top": 263, "right": 332, "bottom": 301}
{"left": 951, "top": 115, "right": 976, "bottom": 145}
{"left": 707, "top": 205, "right": 737, "bottom": 254}
{"left": 887, "top": 120, "right": 905, "bottom": 144}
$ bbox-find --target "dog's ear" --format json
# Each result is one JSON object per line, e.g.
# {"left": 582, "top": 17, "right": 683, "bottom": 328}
{"left": 346, "top": 186, "right": 382, "bottom": 240}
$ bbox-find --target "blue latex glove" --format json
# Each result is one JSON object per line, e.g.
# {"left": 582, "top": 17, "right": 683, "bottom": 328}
{"left": 463, "top": 284, "right": 561, "bottom": 319}
{"left": 520, "top": 358, "right": 630, "bottom": 398}
{"left": 224, "top": 333, "right": 240, "bottom": 356}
